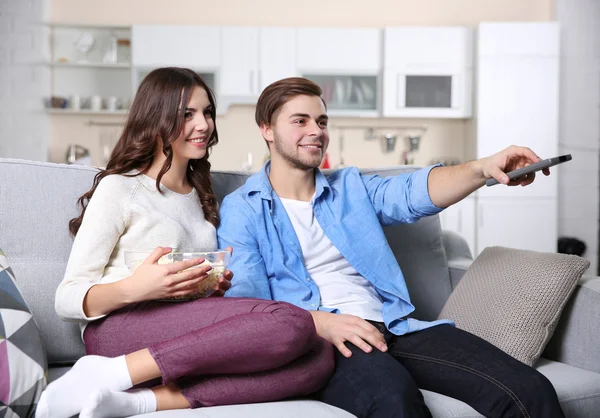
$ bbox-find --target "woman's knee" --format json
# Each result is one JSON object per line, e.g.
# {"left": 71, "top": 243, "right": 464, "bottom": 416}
{"left": 261, "top": 301, "right": 317, "bottom": 348}
{"left": 311, "top": 338, "right": 336, "bottom": 384}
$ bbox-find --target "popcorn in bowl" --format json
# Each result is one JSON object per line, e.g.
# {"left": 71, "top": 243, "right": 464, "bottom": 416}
{"left": 124, "top": 250, "right": 230, "bottom": 301}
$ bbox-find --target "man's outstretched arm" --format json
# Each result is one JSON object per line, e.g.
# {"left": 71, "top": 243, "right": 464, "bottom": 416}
{"left": 428, "top": 145, "right": 550, "bottom": 208}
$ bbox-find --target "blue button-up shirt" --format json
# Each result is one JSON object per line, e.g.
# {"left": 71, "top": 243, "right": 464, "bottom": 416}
{"left": 217, "top": 161, "right": 453, "bottom": 335}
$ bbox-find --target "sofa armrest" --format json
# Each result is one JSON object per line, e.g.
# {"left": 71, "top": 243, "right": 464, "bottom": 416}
{"left": 442, "top": 230, "right": 474, "bottom": 290}
{"left": 447, "top": 258, "right": 473, "bottom": 291}
{"left": 543, "top": 276, "right": 600, "bottom": 373}
{"left": 442, "top": 230, "right": 473, "bottom": 261}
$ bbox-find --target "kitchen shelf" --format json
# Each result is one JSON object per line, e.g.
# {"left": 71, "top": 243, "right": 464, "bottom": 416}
{"left": 52, "top": 62, "right": 131, "bottom": 69}
{"left": 46, "top": 109, "right": 128, "bottom": 115}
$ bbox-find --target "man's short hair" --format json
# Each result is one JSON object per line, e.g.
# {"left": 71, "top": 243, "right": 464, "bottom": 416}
{"left": 255, "top": 77, "right": 326, "bottom": 127}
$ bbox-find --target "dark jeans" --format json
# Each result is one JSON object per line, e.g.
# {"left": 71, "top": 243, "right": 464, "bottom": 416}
{"left": 315, "top": 323, "right": 564, "bottom": 418}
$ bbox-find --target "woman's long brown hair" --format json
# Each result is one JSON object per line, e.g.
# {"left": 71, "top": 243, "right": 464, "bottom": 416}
{"left": 69, "top": 67, "right": 220, "bottom": 236}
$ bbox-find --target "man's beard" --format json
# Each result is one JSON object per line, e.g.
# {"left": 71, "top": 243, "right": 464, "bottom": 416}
{"left": 273, "top": 132, "right": 322, "bottom": 170}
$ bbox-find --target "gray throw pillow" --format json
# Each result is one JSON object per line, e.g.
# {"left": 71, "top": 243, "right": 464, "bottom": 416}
{"left": 438, "top": 246, "right": 590, "bottom": 366}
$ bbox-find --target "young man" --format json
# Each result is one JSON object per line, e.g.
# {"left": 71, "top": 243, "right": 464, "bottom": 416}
{"left": 217, "top": 77, "right": 563, "bottom": 418}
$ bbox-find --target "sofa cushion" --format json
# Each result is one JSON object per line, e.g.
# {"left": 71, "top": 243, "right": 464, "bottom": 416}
{"left": 126, "top": 400, "right": 354, "bottom": 418}
{"left": 0, "top": 248, "right": 47, "bottom": 418}
{"left": 536, "top": 359, "right": 600, "bottom": 417}
{"left": 439, "top": 246, "right": 590, "bottom": 366}
{"left": 50, "top": 360, "right": 600, "bottom": 418}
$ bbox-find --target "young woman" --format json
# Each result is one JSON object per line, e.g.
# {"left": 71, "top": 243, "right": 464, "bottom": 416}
{"left": 37, "top": 68, "right": 334, "bottom": 418}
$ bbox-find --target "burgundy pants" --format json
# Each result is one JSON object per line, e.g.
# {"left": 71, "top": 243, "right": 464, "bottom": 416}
{"left": 84, "top": 297, "right": 334, "bottom": 408}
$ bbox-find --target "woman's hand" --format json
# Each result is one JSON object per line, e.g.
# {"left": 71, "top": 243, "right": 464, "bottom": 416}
{"left": 211, "top": 246, "right": 233, "bottom": 297}
{"left": 211, "top": 270, "right": 233, "bottom": 296}
{"left": 121, "top": 247, "right": 212, "bottom": 303}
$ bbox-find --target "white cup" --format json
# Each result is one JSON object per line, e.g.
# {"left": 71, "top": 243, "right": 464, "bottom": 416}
{"left": 90, "top": 96, "right": 102, "bottom": 111}
{"left": 69, "top": 95, "right": 81, "bottom": 110}
{"left": 106, "top": 96, "right": 121, "bottom": 112}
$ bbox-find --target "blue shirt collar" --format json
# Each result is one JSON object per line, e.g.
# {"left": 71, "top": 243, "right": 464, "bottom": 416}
{"left": 243, "top": 160, "right": 331, "bottom": 201}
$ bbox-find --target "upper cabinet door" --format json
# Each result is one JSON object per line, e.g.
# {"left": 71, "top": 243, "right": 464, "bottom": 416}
{"left": 132, "top": 25, "right": 220, "bottom": 68}
{"left": 384, "top": 27, "right": 473, "bottom": 71}
{"left": 297, "top": 28, "right": 381, "bottom": 74}
{"left": 259, "top": 28, "right": 297, "bottom": 90}
{"left": 382, "top": 27, "right": 473, "bottom": 118}
{"left": 220, "top": 27, "right": 259, "bottom": 97}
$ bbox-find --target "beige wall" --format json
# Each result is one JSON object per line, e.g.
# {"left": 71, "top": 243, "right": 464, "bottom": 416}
{"left": 52, "top": 0, "right": 554, "bottom": 26}
{"left": 49, "top": 0, "right": 555, "bottom": 170}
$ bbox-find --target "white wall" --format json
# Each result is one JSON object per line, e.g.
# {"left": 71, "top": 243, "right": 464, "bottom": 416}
{"left": 0, "top": 0, "right": 51, "bottom": 161}
{"left": 556, "top": 0, "right": 600, "bottom": 274}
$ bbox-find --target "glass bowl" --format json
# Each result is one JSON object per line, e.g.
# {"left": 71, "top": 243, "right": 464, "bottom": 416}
{"left": 124, "top": 250, "right": 230, "bottom": 301}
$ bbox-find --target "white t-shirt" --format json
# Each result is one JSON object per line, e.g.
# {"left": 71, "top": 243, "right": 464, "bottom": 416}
{"left": 56, "top": 172, "right": 218, "bottom": 334}
{"left": 279, "top": 197, "right": 384, "bottom": 322}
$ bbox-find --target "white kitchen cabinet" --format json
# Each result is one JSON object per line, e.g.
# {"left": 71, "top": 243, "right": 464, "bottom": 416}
{"left": 259, "top": 28, "right": 298, "bottom": 90}
{"left": 131, "top": 25, "right": 220, "bottom": 68}
{"left": 220, "top": 27, "right": 259, "bottom": 97}
{"left": 297, "top": 28, "right": 381, "bottom": 74}
{"left": 219, "top": 27, "right": 299, "bottom": 111}
{"left": 220, "top": 27, "right": 298, "bottom": 96}
{"left": 476, "top": 22, "right": 560, "bottom": 199}
{"left": 439, "top": 196, "right": 476, "bottom": 255}
{"left": 131, "top": 25, "right": 220, "bottom": 96}
{"left": 383, "top": 27, "right": 473, "bottom": 118}
{"left": 476, "top": 198, "right": 557, "bottom": 255}
{"left": 297, "top": 28, "right": 382, "bottom": 117}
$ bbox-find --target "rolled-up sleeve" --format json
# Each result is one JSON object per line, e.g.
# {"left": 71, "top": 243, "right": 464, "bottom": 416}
{"left": 361, "top": 165, "right": 444, "bottom": 226}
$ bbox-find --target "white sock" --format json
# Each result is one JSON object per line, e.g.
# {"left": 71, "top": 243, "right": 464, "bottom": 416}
{"left": 35, "top": 355, "right": 133, "bottom": 418}
{"left": 80, "top": 389, "right": 158, "bottom": 418}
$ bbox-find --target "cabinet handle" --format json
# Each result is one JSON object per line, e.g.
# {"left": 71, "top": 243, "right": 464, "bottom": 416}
{"left": 257, "top": 70, "right": 261, "bottom": 93}
{"left": 479, "top": 204, "right": 484, "bottom": 228}
{"left": 458, "top": 209, "right": 462, "bottom": 232}
{"left": 250, "top": 71, "right": 254, "bottom": 93}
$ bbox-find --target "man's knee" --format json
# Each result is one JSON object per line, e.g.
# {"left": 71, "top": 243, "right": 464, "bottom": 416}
{"left": 516, "top": 368, "right": 560, "bottom": 407}
{"left": 492, "top": 367, "right": 562, "bottom": 418}
{"left": 319, "top": 347, "right": 430, "bottom": 418}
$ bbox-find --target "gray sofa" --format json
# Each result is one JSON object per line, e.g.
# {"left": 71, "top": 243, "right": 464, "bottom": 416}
{"left": 1, "top": 157, "right": 600, "bottom": 418}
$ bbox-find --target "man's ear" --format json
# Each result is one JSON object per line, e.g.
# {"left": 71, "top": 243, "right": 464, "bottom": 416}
{"left": 260, "top": 123, "right": 274, "bottom": 145}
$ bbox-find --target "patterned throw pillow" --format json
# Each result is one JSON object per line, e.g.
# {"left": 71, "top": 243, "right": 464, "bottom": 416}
{"left": 0, "top": 249, "right": 47, "bottom": 418}
{"left": 439, "top": 246, "right": 590, "bottom": 366}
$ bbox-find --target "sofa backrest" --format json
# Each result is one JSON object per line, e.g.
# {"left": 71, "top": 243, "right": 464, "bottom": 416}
{"left": 0, "top": 159, "right": 452, "bottom": 365}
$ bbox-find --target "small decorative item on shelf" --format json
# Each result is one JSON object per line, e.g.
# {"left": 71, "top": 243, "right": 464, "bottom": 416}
{"left": 69, "top": 95, "right": 81, "bottom": 110}
{"left": 73, "top": 32, "right": 95, "bottom": 63}
{"left": 106, "top": 96, "right": 122, "bottom": 111}
{"left": 102, "top": 33, "right": 118, "bottom": 64}
{"left": 45, "top": 96, "right": 68, "bottom": 109}
{"left": 90, "top": 95, "right": 102, "bottom": 111}
{"left": 117, "top": 38, "right": 131, "bottom": 62}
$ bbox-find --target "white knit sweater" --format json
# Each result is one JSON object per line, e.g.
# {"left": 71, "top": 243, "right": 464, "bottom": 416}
{"left": 55, "top": 172, "right": 218, "bottom": 332}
